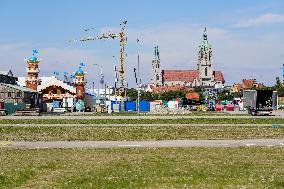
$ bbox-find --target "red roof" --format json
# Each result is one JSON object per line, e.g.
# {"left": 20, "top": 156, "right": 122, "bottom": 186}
{"left": 214, "top": 71, "right": 225, "bottom": 82}
{"left": 163, "top": 70, "right": 225, "bottom": 83}
{"left": 163, "top": 70, "right": 199, "bottom": 82}
{"left": 152, "top": 85, "right": 187, "bottom": 93}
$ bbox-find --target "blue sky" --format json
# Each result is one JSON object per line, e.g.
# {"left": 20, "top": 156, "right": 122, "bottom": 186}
{"left": 0, "top": 0, "right": 284, "bottom": 88}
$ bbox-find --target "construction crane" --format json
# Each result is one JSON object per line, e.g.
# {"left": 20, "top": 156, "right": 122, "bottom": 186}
{"left": 73, "top": 21, "right": 127, "bottom": 96}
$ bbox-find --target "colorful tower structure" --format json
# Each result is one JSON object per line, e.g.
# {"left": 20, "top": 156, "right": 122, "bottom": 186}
{"left": 74, "top": 66, "right": 87, "bottom": 111}
{"left": 26, "top": 50, "right": 41, "bottom": 91}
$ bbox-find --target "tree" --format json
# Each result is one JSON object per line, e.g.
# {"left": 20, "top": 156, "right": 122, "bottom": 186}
{"left": 126, "top": 88, "right": 138, "bottom": 100}
{"left": 217, "top": 89, "right": 233, "bottom": 101}
{"left": 274, "top": 77, "right": 284, "bottom": 97}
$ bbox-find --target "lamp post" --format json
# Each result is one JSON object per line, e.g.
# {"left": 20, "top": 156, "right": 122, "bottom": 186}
{"left": 93, "top": 64, "right": 104, "bottom": 105}
{"left": 134, "top": 67, "right": 140, "bottom": 114}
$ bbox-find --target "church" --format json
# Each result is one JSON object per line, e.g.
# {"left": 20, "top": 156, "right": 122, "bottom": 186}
{"left": 150, "top": 28, "right": 225, "bottom": 91}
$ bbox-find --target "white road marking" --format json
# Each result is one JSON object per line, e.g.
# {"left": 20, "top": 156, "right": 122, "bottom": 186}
{"left": 118, "top": 144, "right": 142, "bottom": 147}
{"left": 246, "top": 143, "right": 256, "bottom": 147}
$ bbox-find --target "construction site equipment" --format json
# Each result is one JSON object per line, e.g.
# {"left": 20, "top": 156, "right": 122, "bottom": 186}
{"left": 75, "top": 21, "right": 127, "bottom": 97}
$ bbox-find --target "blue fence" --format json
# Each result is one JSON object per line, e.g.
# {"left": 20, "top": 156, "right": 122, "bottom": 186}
{"left": 125, "top": 101, "right": 136, "bottom": 112}
{"left": 140, "top": 101, "right": 150, "bottom": 112}
{"left": 111, "top": 101, "right": 151, "bottom": 112}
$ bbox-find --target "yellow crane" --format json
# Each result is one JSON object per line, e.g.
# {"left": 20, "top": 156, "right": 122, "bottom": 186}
{"left": 77, "top": 21, "right": 127, "bottom": 96}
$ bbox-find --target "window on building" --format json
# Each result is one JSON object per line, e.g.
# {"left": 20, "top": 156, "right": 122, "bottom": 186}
{"left": 16, "top": 92, "right": 21, "bottom": 98}
{"left": 205, "top": 67, "right": 208, "bottom": 77}
{"left": 8, "top": 92, "right": 12, "bottom": 98}
{"left": 156, "top": 75, "right": 159, "bottom": 81}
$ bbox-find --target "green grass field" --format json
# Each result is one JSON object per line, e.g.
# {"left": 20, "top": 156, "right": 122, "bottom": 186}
{"left": 1, "top": 126, "right": 284, "bottom": 141}
{"left": 0, "top": 118, "right": 284, "bottom": 125}
{"left": 0, "top": 148, "right": 283, "bottom": 188}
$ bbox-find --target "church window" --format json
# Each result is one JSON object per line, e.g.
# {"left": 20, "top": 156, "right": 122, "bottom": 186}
{"left": 205, "top": 67, "right": 208, "bottom": 77}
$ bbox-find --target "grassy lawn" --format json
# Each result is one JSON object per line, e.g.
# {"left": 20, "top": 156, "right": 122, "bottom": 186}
{"left": 0, "top": 118, "right": 284, "bottom": 125}
{"left": 0, "top": 148, "right": 283, "bottom": 188}
{"left": 0, "top": 126, "right": 284, "bottom": 141}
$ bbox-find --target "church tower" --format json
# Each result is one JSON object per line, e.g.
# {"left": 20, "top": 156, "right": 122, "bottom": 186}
{"left": 151, "top": 46, "right": 163, "bottom": 86}
{"left": 26, "top": 50, "right": 41, "bottom": 91}
{"left": 197, "top": 28, "right": 215, "bottom": 87}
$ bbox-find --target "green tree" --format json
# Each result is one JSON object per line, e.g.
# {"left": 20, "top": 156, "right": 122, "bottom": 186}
{"left": 126, "top": 88, "right": 138, "bottom": 100}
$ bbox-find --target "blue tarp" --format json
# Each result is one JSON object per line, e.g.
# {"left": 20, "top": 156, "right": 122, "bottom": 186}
{"left": 53, "top": 101, "right": 61, "bottom": 108}
{"left": 4, "top": 103, "right": 26, "bottom": 114}
{"left": 126, "top": 101, "right": 136, "bottom": 112}
{"left": 140, "top": 101, "right": 150, "bottom": 112}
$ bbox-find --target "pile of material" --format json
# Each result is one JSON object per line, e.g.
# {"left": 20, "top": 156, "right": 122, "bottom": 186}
{"left": 15, "top": 108, "right": 40, "bottom": 116}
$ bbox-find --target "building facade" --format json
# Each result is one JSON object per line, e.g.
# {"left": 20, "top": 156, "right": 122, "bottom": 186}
{"left": 151, "top": 28, "right": 225, "bottom": 90}
{"left": 0, "top": 70, "right": 18, "bottom": 85}
{"left": 0, "top": 83, "right": 40, "bottom": 113}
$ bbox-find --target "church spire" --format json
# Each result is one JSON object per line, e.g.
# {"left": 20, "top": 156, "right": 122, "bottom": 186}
{"left": 203, "top": 27, "right": 208, "bottom": 41}
{"left": 157, "top": 45, "right": 160, "bottom": 60}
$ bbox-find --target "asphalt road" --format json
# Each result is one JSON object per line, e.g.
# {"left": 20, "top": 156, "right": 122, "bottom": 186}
{"left": 1, "top": 139, "right": 284, "bottom": 149}
{"left": 0, "top": 115, "right": 283, "bottom": 120}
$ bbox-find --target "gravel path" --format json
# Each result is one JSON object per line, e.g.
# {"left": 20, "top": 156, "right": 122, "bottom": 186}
{"left": 1, "top": 139, "right": 284, "bottom": 149}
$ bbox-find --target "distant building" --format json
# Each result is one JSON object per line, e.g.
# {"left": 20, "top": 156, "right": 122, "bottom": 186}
{"left": 151, "top": 28, "right": 225, "bottom": 91}
{"left": 0, "top": 83, "right": 40, "bottom": 113}
{"left": 0, "top": 70, "right": 18, "bottom": 85}
{"left": 230, "top": 79, "right": 264, "bottom": 93}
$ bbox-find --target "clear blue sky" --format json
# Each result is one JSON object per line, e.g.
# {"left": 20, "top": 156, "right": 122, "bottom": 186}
{"left": 0, "top": 0, "right": 284, "bottom": 87}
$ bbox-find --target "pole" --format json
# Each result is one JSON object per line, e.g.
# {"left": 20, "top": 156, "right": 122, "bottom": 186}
{"left": 124, "top": 82, "right": 128, "bottom": 100}
{"left": 137, "top": 38, "right": 141, "bottom": 113}
{"left": 92, "top": 81, "right": 95, "bottom": 95}
{"left": 104, "top": 83, "right": 107, "bottom": 107}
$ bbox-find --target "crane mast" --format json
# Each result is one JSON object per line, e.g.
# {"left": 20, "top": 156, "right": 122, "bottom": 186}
{"left": 78, "top": 21, "right": 127, "bottom": 96}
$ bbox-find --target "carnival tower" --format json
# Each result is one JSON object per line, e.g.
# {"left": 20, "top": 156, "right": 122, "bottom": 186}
{"left": 74, "top": 65, "right": 87, "bottom": 111}
{"left": 26, "top": 50, "right": 41, "bottom": 90}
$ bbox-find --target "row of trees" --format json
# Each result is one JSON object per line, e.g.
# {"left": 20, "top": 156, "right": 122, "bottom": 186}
{"left": 126, "top": 88, "right": 189, "bottom": 102}
{"left": 125, "top": 77, "right": 284, "bottom": 102}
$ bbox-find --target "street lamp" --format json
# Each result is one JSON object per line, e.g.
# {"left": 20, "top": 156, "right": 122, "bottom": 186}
{"left": 93, "top": 64, "right": 104, "bottom": 105}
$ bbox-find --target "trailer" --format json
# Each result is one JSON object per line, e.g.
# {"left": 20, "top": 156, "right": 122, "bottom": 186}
{"left": 243, "top": 90, "right": 278, "bottom": 116}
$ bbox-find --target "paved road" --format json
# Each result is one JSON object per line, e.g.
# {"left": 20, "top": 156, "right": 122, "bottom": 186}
{"left": 1, "top": 139, "right": 284, "bottom": 149}
{"left": 0, "top": 115, "right": 283, "bottom": 120}
{"left": 0, "top": 124, "right": 283, "bottom": 127}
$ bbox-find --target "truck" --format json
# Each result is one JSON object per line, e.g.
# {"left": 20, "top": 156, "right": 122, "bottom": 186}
{"left": 243, "top": 90, "right": 278, "bottom": 116}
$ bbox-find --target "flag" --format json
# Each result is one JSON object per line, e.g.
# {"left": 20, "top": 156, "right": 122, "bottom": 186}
{"left": 64, "top": 72, "right": 68, "bottom": 75}
{"left": 33, "top": 50, "right": 39, "bottom": 54}
{"left": 80, "top": 62, "right": 86, "bottom": 67}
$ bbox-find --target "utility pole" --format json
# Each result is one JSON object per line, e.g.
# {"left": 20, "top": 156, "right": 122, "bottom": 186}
{"left": 104, "top": 83, "right": 107, "bottom": 107}
{"left": 134, "top": 67, "right": 140, "bottom": 114}
{"left": 114, "top": 65, "right": 118, "bottom": 105}
{"left": 282, "top": 63, "right": 284, "bottom": 83}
